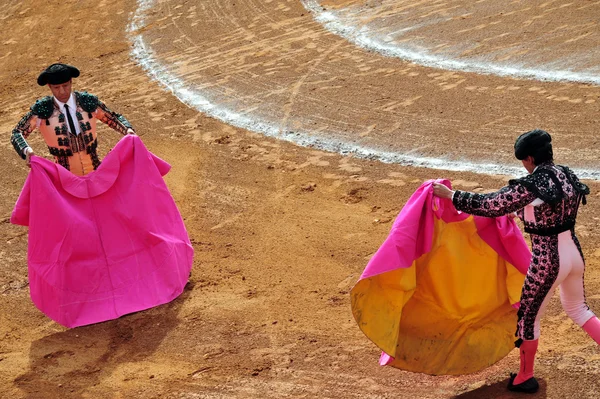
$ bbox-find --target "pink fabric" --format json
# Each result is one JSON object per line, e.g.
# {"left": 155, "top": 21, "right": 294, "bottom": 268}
{"left": 474, "top": 216, "right": 531, "bottom": 275}
{"left": 531, "top": 231, "right": 596, "bottom": 339}
{"left": 11, "top": 135, "right": 193, "bottom": 328}
{"left": 514, "top": 339, "right": 539, "bottom": 385}
{"left": 379, "top": 352, "right": 394, "bottom": 366}
{"left": 358, "top": 180, "right": 531, "bottom": 367}
{"left": 359, "top": 180, "right": 440, "bottom": 279}
{"left": 360, "top": 179, "right": 531, "bottom": 281}
{"left": 582, "top": 317, "right": 600, "bottom": 344}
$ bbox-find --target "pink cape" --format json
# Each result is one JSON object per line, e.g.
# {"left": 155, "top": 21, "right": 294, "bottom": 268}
{"left": 11, "top": 135, "right": 193, "bottom": 328}
{"left": 351, "top": 179, "right": 532, "bottom": 375}
{"left": 360, "top": 180, "right": 530, "bottom": 281}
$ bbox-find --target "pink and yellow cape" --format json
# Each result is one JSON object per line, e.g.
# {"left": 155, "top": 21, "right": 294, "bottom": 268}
{"left": 11, "top": 135, "right": 193, "bottom": 328}
{"left": 351, "top": 180, "right": 531, "bottom": 375}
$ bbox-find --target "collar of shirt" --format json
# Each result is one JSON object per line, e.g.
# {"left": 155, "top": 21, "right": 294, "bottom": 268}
{"left": 54, "top": 93, "right": 80, "bottom": 135}
{"left": 54, "top": 93, "right": 76, "bottom": 112}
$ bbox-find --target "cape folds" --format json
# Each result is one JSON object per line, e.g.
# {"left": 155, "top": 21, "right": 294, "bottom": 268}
{"left": 351, "top": 180, "right": 531, "bottom": 375}
{"left": 11, "top": 135, "right": 193, "bottom": 328}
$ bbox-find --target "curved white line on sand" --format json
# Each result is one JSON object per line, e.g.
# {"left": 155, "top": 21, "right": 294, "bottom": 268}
{"left": 300, "top": 0, "right": 600, "bottom": 86}
{"left": 128, "top": 1, "right": 600, "bottom": 180}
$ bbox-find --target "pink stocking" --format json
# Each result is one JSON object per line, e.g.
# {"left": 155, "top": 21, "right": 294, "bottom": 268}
{"left": 513, "top": 339, "right": 539, "bottom": 385}
{"left": 583, "top": 317, "right": 600, "bottom": 344}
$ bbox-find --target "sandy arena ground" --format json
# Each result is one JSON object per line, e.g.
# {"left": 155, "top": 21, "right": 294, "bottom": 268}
{"left": 1, "top": 1, "right": 600, "bottom": 398}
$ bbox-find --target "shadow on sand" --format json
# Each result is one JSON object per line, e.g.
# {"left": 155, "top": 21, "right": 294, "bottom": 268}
{"left": 452, "top": 376, "right": 547, "bottom": 399}
{"left": 14, "top": 286, "right": 192, "bottom": 398}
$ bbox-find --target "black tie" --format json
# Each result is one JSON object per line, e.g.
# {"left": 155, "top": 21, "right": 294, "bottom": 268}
{"left": 64, "top": 103, "right": 78, "bottom": 135}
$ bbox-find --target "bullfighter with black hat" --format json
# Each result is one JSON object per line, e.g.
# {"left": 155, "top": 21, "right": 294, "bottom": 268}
{"left": 10, "top": 63, "right": 135, "bottom": 176}
{"left": 8, "top": 64, "right": 194, "bottom": 330}
{"left": 432, "top": 129, "right": 600, "bottom": 393}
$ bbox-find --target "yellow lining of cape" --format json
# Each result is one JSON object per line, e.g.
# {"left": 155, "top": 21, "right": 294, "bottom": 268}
{"left": 351, "top": 215, "right": 525, "bottom": 375}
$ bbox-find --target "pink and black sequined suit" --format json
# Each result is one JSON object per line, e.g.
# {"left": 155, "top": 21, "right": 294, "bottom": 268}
{"left": 452, "top": 162, "right": 593, "bottom": 346}
{"left": 10, "top": 92, "right": 133, "bottom": 176}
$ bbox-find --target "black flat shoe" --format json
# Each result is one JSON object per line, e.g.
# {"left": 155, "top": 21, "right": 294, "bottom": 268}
{"left": 507, "top": 373, "right": 539, "bottom": 394}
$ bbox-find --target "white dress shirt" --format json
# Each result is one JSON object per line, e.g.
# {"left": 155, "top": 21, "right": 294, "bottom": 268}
{"left": 54, "top": 93, "right": 81, "bottom": 135}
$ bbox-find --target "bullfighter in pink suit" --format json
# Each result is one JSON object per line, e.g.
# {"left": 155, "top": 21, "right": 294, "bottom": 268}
{"left": 434, "top": 129, "right": 600, "bottom": 393}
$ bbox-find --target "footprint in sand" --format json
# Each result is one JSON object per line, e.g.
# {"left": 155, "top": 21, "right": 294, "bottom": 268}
{"left": 376, "top": 179, "right": 406, "bottom": 187}
{"left": 452, "top": 179, "right": 482, "bottom": 190}
{"left": 341, "top": 187, "right": 368, "bottom": 204}
{"left": 304, "top": 345, "right": 349, "bottom": 365}
{"left": 199, "top": 124, "right": 239, "bottom": 144}
{"left": 321, "top": 173, "right": 346, "bottom": 188}
{"left": 323, "top": 173, "right": 346, "bottom": 180}
{"left": 249, "top": 344, "right": 295, "bottom": 369}
{"left": 1, "top": 278, "right": 29, "bottom": 295}
{"left": 377, "top": 171, "right": 407, "bottom": 187}
{"left": 337, "top": 274, "right": 358, "bottom": 290}
{"left": 338, "top": 159, "right": 362, "bottom": 173}
{"left": 298, "top": 152, "right": 334, "bottom": 168}
{"left": 348, "top": 175, "right": 369, "bottom": 182}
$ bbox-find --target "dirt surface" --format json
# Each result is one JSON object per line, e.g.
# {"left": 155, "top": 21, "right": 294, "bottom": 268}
{"left": 1, "top": 1, "right": 600, "bottom": 398}
{"left": 137, "top": 0, "right": 600, "bottom": 170}
{"left": 320, "top": 0, "right": 600, "bottom": 71}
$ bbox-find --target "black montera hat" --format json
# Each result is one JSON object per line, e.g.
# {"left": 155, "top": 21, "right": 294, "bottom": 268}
{"left": 514, "top": 129, "right": 553, "bottom": 161}
{"left": 37, "top": 63, "right": 80, "bottom": 86}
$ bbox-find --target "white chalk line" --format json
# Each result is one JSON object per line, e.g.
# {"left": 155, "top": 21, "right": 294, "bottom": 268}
{"left": 128, "top": 1, "right": 600, "bottom": 180}
{"left": 300, "top": 0, "right": 600, "bottom": 86}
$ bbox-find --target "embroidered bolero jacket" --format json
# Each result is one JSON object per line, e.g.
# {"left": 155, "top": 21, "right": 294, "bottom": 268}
{"left": 452, "top": 162, "right": 589, "bottom": 237}
{"left": 10, "top": 92, "right": 134, "bottom": 176}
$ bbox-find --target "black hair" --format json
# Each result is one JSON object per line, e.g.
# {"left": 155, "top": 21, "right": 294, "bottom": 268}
{"left": 514, "top": 129, "right": 553, "bottom": 165}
